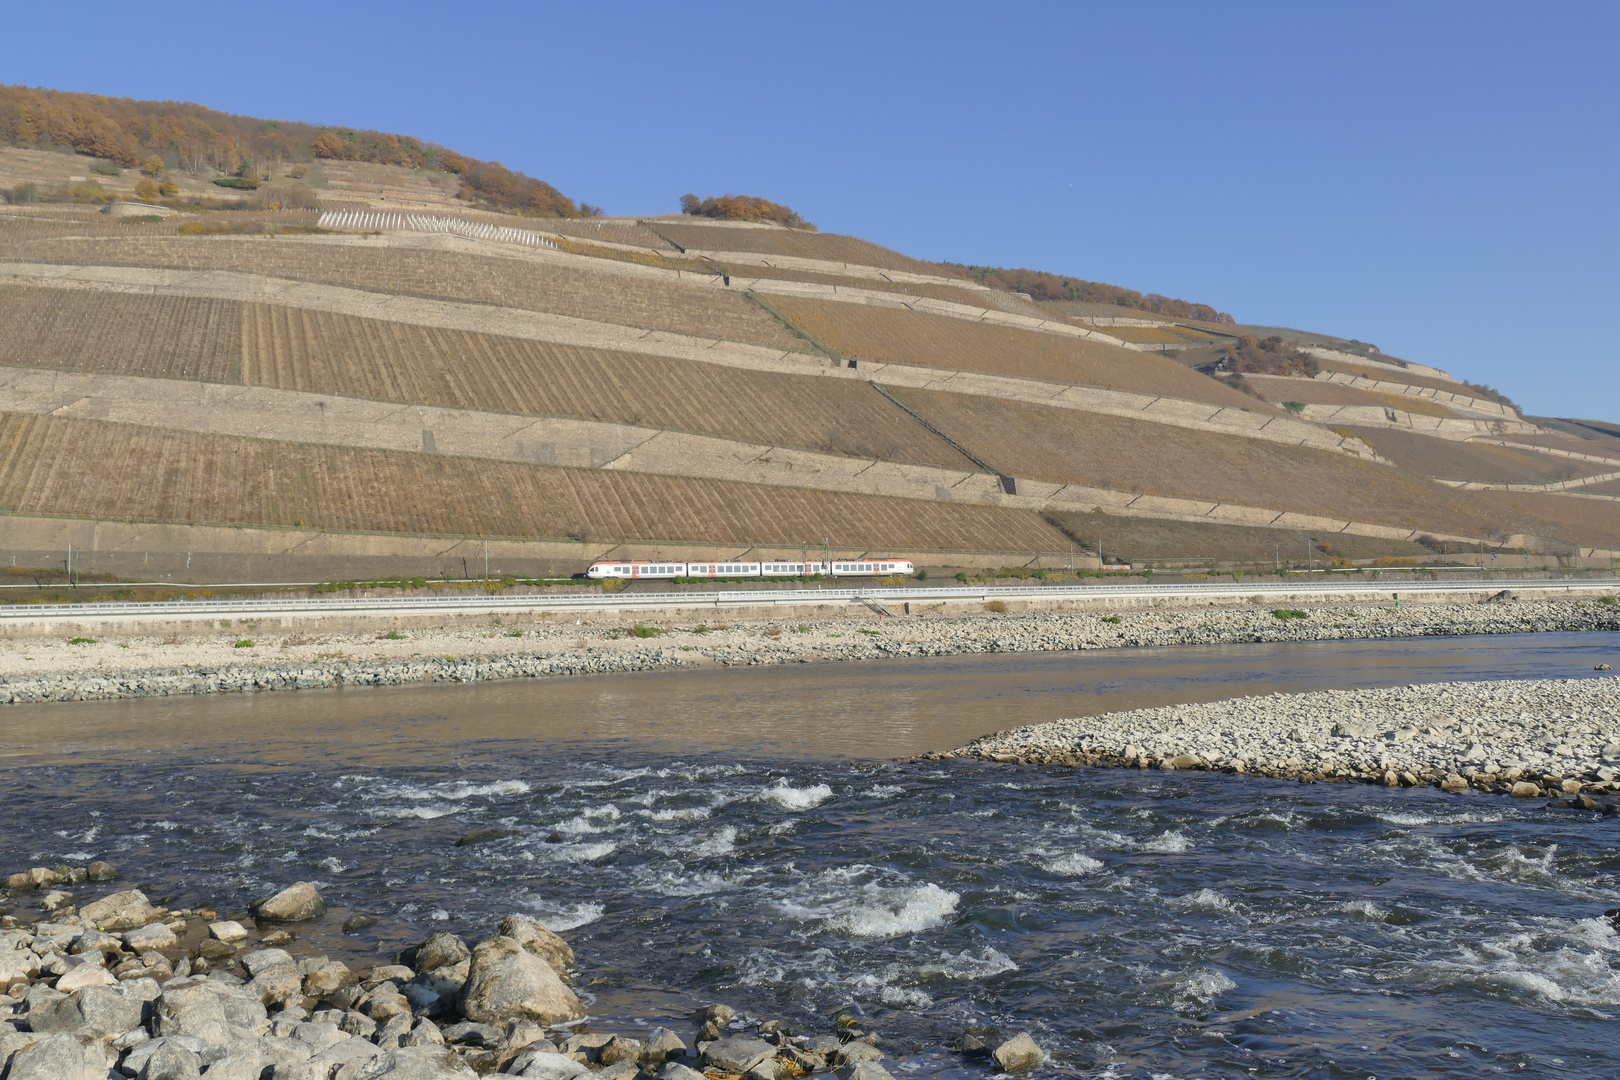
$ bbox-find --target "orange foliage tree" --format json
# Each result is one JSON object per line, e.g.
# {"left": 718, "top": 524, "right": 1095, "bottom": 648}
{"left": 946, "top": 263, "right": 1235, "bottom": 324}
{"left": 680, "top": 193, "right": 815, "bottom": 229}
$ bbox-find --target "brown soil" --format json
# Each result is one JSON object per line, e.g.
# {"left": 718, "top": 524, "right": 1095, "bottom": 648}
{"left": 1344, "top": 427, "right": 1607, "bottom": 484}
{"left": 1472, "top": 491, "right": 1620, "bottom": 549}
{"left": 769, "top": 297, "right": 1262, "bottom": 408}
{"left": 238, "top": 304, "right": 977, "bottom": 468}
{"left": 1043, "top": 508, "right": 1432, "bottom": 563}
{"left": 0, "top": 284, "right": 241, "bottom": 381}
{"left": 0, "top": 412, "right": 1067, "bottom": 553}
{"left": 888, "top": 387, "right": 1509, "bottom": 537}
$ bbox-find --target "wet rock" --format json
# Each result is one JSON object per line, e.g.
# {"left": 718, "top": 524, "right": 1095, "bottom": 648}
{"left": 405, "top": 932, "right": 469, "bottom": 974}
{"left": 251, "top": 883, "right": 326, "bottom": 924}
{"left": 453, "top": 828, "right": 518, "bottom": 848}
{"left": 703, "top": 1035, "right": 776, "bottom": 1073}
{"left": 80, "top": 888, "right": 159, "bottom": 932}
{"left": 497, "top": 915, "right": 575, "bottom": 975}
{"left": 836, "top": 1063, "right": 895, "bottom": 1080}
{"left": 1510, "top": 781, "right": 1543, "bottom": 798}
{"left": 261, "top": 930, "right": 296, "bottom": 947}
{"left": 87, "top": 861, "right": 119, "bottom": 883}
{"left": 341, "top": 915, "right": 377, "bottom": 934}
{"left": 459, "top": 936, "right": 584, "bottom": 1026}
{"left": 41, "top": 889, "right": 73, "bottom": 911}
{"left": 1440, "top": 774, "right": 1469, "bottom": 793}
{"left": 992, "top": 1032, "right": 1044, "bottom": 1072}
{"left": 209, "top": 920, "right": 248, "bottom": 943}
{"left": 692, "top": 1003, "right": 736, "bottom": 1027}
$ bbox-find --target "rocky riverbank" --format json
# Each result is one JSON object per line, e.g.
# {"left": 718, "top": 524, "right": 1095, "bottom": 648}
{"left": 936, "top": 676, "right": 1620, "bottom": 803}
{"left": 0, "top": 869, "right": 1045, "bottom": 1079}
{"left": 0, "top": 596, "right": 1615, "bottom": 706}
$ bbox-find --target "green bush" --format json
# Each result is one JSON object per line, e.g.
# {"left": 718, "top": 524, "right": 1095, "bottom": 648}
{"left": 89, "top": 158, "right": 122, "bottom": 176}
{"left": 955, "top": 571, "right": 969, "bottom": 582}
{"left": 1282, "top": 401, "right": 1307, "bottom": 413}
{"left": 915, "top": 568, "right": 928, "bottom": 580}
{"left": 233, "top": 639, "right": 256, "bottom": 647}
{"left": 1272, "top": 609, "right": 1308, "bottom": 620}
{"left": 630, "top": 625, "right": 660, "bottom": 638}
{"left": 67, "top": 636, "right": 97, "bottom": 645}
{"left": 1101, "top": 615, "right": 1122, "bottom": 624}
{"left": 381, "top": 630, "right": 406, "bottom": 640}
{"left": 1599, "top": 595, "right": 1617, "bottom": 606}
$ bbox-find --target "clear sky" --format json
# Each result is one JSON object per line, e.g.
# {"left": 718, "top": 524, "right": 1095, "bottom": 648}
{"left": 8, "top": 2, "right": 1616, "bottom": 419}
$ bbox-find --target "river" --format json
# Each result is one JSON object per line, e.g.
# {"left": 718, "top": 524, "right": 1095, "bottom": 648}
{"left": 2, "top": 631, "right": 1618, "bottom": 1078}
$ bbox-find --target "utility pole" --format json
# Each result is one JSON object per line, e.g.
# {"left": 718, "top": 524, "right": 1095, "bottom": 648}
{"left": 825, "top": 537, "right": 832, "bottom": 579}
{"left": 1274, "top": 543, "right": 1279, "bottom": 573}
{"left": 1306, "top": 538, "right": 1313, "bottom": 573}
{"left": 484, "top": 540, "right": 489, "bottom": 581}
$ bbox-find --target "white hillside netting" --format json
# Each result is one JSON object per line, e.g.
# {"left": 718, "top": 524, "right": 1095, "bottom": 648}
{"left": 316, "top": 210, "right": 556, "bottom": 248}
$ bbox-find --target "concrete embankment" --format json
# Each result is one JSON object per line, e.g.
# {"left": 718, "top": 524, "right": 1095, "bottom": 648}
{"left": 0, "top": 595, "right": 1614, "bottom": 706}
{"left": 939, "top": 676, "right": 1620, "bottom": 805}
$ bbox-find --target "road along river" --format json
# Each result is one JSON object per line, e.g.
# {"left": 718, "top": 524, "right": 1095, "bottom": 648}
{"left": 3, "top": 632, "right": 1620, "bottom": 1078}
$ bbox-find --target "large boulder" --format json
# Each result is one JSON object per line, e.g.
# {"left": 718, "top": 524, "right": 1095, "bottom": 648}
{"left": 408, "top": 933, "right": 470, "bottom": 973}
{"left": 251, "top": 882, "right": 326, "bottom": 923}
{"left": 350, "top": 1044, "right": 478, "bottom": 1078}
{"left": 498, "top": 915, "right": 575, "bottom": 975}
{"left": 125, "top": 922, "right": 179, "bottom": 952}
{"left": 79, "top": 888, "right": 159, "bottom": 932}
{"left": 137, "top": 1039, "right": 203, "bottom": 1079}
{"left": 26, "top": 983, "right": 146, "bottom": 1038}
{"left": 459, "top": 936, "right": 584, "bottom": 1026}
{"left": 0, "top": 944, "right": 41, "bottom": 987}
{"left": 703, "top": 1036, "right": 777, "bottom": 1074}
{"left": 507, "top": 1047, "right": 591, "bottom": 1079}
{"left": 55, "top": 963, "right": 118, "bottom": 992}
{"left": 5, "top": 1031, "right": 108, "bottom": 1080}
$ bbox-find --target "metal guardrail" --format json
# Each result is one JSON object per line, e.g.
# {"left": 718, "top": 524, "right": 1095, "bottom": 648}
{"left": 0, "top": 578, "right": 1608, "bottom": 621}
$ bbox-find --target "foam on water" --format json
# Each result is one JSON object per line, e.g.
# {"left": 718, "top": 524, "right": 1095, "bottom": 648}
{"left": 521, "top": 899, "right": 605, "bottom": 932}
{"left": 1143, "top": 829, "right": 1192, "bottom": 853}
{"left": 760, "top": 781, "right": 834, "bottom": 810}
{"left": 1046, "top": 853, "right": 1105, "bottom": 876}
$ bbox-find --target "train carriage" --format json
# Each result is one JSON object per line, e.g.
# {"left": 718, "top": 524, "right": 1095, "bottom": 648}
{"left": 586, "top": 557, "right": 915, "bottom": 579}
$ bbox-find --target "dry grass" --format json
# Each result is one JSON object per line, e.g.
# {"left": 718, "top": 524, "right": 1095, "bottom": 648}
{"left": 1581, "top": 480, "right": 1620, "bottom": 496}
{"left": 0, "top": 284, "right": 241, "bottom": 380}
{"left": 1343, "top": 427, "right": 1606, "bottom": 484}
{"left": 239, "top": 305, "right": 977, "bottom": 468}
{"left": 1312, "top": 358, "right": 1474, "bottom": 397}
{"left": 1499, "top": 432, "right": 1620, "bottom": 460}
{"left": 1075, "top": 324, "right": 1209, "bottom": 345}
{"left": 532, "top": 219, "right": 680, "bottom": 250}
{"left": 546, "top": 235, "right": 711, "bottom": 273}
{"left": 887, "top": 387, "right": 1511, "bottom": 537}
{"left": 0, "top": 412, "right": 1067, "bottom": 552}
{"left": 1250, "top": 379, "right": 1464, "bottom": 418}
{"left": 0, "top": 235, "right": 807, "bottom": 351}
{"left": 1044, "top": 508, "right": 1432, "bottom": 563}
{"left": 768, "top": 297, "right": 1261, "bottom": 408}
{"left": 1472, "top": 491, "right": 1620, "bottom": 549}
{"left": 648, "top": 222, "right": 951, "bottom": 276}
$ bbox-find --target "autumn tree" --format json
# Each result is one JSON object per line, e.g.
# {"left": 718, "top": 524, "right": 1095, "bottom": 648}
{"left": 140, "top": 154, "right": 165, "bottom": 177}
{"left": 680, "top": 193, "right": 814, "bottom": 229}
{"left": 134, "top": 178, "right": 161, "bottom": 201}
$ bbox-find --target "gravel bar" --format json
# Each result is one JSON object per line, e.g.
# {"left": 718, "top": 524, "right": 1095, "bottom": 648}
{"left": 935, "top": 676, "right": 1620, "bottom": 804}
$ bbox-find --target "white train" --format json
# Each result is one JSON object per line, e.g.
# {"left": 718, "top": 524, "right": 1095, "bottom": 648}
{"left": 586, "top": 557, "right": 916, "bottom": 580}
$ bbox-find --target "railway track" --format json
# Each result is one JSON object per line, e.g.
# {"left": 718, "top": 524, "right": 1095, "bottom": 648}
{"left": 0, "top": 577, "right": 1611, "bottom": 627}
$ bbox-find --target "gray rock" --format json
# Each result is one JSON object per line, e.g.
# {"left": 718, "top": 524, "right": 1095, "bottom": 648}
{"left": 304, "top": 960, "right": 351, "bottom": 997}
{"left": 138, "top": 1039, "right": 203, "bottom": 1080}
{"left": 241, "top": 949, "right": 297, "bottom": 978}
{"left": 639, "top": 1026, "right": 688, "bottom": 1064}
{"left": 703, "top": 1035, "right": 776, "bottom": 1074}
{"left": 657, "top": 1065, "right": 707, "bottom": 1080}
{"left": 408, "top": 933, "right": 469, "bottom": 973}
{"left": 506, "top": 1046, "right": 591, "bottom": 1079}
{"left": 87, "top": 862, "right": 119, "bottom": 883}
{"left": 438, "top": 1021, "right": 500, "bottom": 1046}
{"left": 199, "top": 1049, "right": 263, "bottom": 1080}
{"left": 836, "top": 1063, "right": 895, "bottom": 1080}
{"left": 27, "top": 983, "right": 145, "bottom": 1037}
{"left": 55, "top": 963, "right": 118, "bottom": 992}
{"left": 459, "top": 936, "right": 584, "bottom": 1026}
{"left": 339, "top": 1010, "right": 378, "bottom": 1039}
{"left": 208, "top": 921, "right": 248, "bottom": 944}
{"left": 597, "top": 1061, "right": 642, "bottom": 1080}
{"left": 6, "top": 1031, "right": 105, "bottom": 1080}
{"left": 124, "top": 922, "right": 179, "bottom": 953}
{"left": 79, "top": 889, "right": 159, "bottom": 932}
{"left": 496, "top": 915, "right": 575, "bottom": 975}
{"left": 832, "top": 1040, "right": 884, "bottom": 1067}
{"left": 251, "top": 883, "right": 326, "bottom": 924}
{"left": 599, "top": 1035, "right": 642, "bottom": 1066}
{"left": 992, "top": 1032, "right": 1044, "bottom": 1072}
{"left": 292, "top": 1022, "right": 349, "bottom": 1054}
{"left": 402, "top": 1019, "right": 443, "bottom": 1047}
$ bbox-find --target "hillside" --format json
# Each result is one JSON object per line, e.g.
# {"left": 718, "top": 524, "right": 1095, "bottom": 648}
{"left": 0, "top": 97, "right": 1614, "bottom": 583}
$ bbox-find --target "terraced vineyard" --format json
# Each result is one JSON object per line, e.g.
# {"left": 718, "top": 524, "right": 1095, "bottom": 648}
{"left": 714, "top": 263, "right": 992, "bottom": 307}
{"left": 769, "top": 297, "right": 1261, "bottom": 407}
{"left": 1248, "top": 378, "right": 1465, "bottom": 418}
{"left": 1474, "top": 490, "right": 1620, "bottom": 548}
{"left": 1044, "top": 508, "right": 1431, "bottom": 563}
{"left": 888, "top": 387, "right": 1515, "bottom": 538}
{"left": 1343, "top": 428, "right": 1604, "bottom": 484}
{"left": 0, "top": 412, "right": 1065, "bottom": 552}
{"left": 648, "top": 221, "right": 949, "bottom": 276}
{"left": 0, "top": 285, "right": 241, "bottom": 380}
{"left": 238, "top": 305, "right": 978, "bottom": 467}
{"left": 0, "top": 235, "right": 808, "bottom": 351}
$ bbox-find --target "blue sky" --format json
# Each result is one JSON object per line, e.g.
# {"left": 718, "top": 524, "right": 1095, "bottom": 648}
{"left": 8, "top": 2, "right": 1616, "bottom": 419}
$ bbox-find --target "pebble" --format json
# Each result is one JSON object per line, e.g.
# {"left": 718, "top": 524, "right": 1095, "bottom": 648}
{"left": 939, "top": 676, "right": 1620, "bottom": 803}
